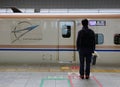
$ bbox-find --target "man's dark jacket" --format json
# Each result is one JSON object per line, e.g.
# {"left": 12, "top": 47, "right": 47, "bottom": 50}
{"left": 77, "top": 27, "right": 95, "bottom": 53}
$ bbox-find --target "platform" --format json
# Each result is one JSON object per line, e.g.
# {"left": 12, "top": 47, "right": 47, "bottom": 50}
{"left": 0, "top": 72, "right": 120, "bottom": 87}
{"left": 0, "top": 64, "right": 120, "bottom": 87}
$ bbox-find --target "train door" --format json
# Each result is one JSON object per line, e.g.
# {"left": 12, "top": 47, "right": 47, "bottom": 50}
{"left": 58, "top": 21, "right": 75, "bottom": 62}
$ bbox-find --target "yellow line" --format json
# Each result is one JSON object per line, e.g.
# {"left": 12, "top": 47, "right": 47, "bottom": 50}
{"left": 0, "top": 66, "right": 120, "bottom": 73}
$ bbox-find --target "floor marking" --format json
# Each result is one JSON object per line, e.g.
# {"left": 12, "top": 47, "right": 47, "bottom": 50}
{"left": 47, "top": 76, "right": 65, "bottom": 79}
{"left": 71, "top": 66, "right": 79, "bottom": 70}
{"left": 40, "top": 76, "right": 71, "bottom": 87}
{"left": 92, "top": 76, "right": 103, "bottom": 87}
{"left": 68, "top": 72, "right": 103, "bottom": 87}
{"left": 68, "top": 75, "right": 74, "bottom": 87}
{"left": 61, "top": 66, "right": 70, "bottom": 70}
{"left": 68, "top": 72, "right": 80, "bottom": 79}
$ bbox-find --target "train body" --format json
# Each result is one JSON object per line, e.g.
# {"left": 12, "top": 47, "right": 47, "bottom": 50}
{"left": 0, "top": 13, "right": 120, "bottom": 65}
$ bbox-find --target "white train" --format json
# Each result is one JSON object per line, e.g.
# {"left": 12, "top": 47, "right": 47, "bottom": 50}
{"left": 0, "top": 13, "right": 120, "bottom": 65}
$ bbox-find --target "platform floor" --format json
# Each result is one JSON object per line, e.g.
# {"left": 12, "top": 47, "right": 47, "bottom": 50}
{"left": 0, "top": 72, "right": 120, "bottom": 87}
{"left": 0, "top": 64, "right": 120, "bottom": 87}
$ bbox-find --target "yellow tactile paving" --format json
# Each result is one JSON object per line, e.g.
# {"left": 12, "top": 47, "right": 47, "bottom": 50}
{"left": 49, "top": 69, "right": 61, "bottom": 72}
{"left": 61, "top": 66, "right": 70, "bottom": 70}
{"left": 0, "top": 65, "right": 120, "bottom": 72}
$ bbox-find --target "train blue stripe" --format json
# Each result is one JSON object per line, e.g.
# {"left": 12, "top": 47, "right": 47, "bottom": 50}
{"left": 0, "top": 48, "right": 120, "bottom": 52}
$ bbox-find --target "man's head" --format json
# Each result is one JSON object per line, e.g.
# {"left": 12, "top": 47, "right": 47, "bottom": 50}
{"left": 82, "top": 19, "right": 88, "bottom": 27}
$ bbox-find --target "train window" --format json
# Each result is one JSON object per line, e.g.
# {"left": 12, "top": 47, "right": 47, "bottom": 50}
{"left": 62, "top": 25, "right": 71, "bottom": 38}
{"left": 95, "top": 33, "right": 104, "bottom": 44}
{"left": 114, "top": 34, "right": 120, "bottom": 45}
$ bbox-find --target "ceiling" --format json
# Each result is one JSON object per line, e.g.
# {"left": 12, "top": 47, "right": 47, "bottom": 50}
{"left": 0, "top": 0, "right": 120, "bottom": 9}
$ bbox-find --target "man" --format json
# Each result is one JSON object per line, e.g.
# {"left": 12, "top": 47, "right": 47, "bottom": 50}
{"left": 77, "top": 19, "right": 95, "bottom": 79}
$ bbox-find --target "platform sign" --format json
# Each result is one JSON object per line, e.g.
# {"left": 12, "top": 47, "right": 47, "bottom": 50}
{"left": 89, "top": 20, "right": 106, "bottom": 26}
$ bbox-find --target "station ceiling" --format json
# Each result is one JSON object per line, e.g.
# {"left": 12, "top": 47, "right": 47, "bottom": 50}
{"left": 0, "top": 0, "right": 120, "bottom": 9}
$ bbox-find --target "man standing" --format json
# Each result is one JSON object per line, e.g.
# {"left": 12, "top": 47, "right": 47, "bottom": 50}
{"left": 77, "top": 19, "right": 96, "bottom": 79}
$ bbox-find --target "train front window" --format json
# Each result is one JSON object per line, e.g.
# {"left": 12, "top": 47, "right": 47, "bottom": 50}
{"left": 62, "top": 25, "right": 71, "bottom": 38}
{"left": 95, "top": 33, "right": 104, "bottom": 44}
{"left": 114, "top": 34, "right": 120, "bottom": 45}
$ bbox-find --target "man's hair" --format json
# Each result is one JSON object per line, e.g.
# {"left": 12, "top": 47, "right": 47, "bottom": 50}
{"left": 82, "top": 19, "right": 88, "bottom": 26}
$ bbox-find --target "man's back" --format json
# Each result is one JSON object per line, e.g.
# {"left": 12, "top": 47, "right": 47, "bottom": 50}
{"left": 77, "top": 28, "right": 95, "bottom": 53}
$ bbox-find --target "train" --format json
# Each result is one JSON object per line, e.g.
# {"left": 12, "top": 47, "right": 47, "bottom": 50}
{"left": 0, "top": 13, "right": 120, "bottom": 65}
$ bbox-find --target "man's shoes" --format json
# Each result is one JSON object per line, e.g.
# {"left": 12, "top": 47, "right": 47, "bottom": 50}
{"left": 85, "top": 75, "right": 89, "bottom": 79}
{"left": 80, "top": 75, "right": 90, "bottom": 79}
{"left": 80, "top": 75, "right": 84, "bottom": 79}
